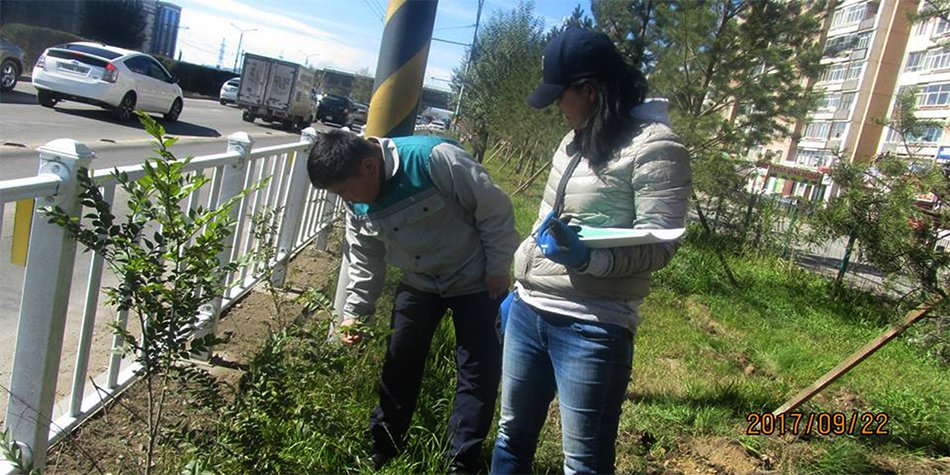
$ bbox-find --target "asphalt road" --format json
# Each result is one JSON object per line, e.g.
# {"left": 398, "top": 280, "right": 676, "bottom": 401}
{"left": 0, "top": 81, "right": 333, "bottom": 180}
{"left": 0, "top": 80, "right": 339, "bottom": 420}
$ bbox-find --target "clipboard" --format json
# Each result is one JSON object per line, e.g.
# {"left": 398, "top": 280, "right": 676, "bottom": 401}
{"left": 576, "top": 226, "right": 686, "bottom": 249}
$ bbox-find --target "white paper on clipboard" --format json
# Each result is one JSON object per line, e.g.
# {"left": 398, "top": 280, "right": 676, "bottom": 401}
{"left": 576, "top": 226, "right": 686, "bottom": 249}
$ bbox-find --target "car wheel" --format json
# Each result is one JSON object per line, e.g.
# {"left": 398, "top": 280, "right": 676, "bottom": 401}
{"left": 113, "top": 92, "right": 136, "bottom": 121}
{"left": 0, "top": 59, "right": 19, "bottom": 92}
{"left": 37, "top": 89, "right": 58, "bottom": 108}
{"left": 164, "top": 98, "right": 182, "bottom": 123}
{"left": 242, "top": 110, "right": 255, "bottom": 123}
{"left": 219, "top": 99, "right": 227, "bottom": 105}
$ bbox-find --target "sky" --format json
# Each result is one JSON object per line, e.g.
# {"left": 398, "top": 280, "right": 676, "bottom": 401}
{"left": 172, "top": 0, "right": 590, "bottom": 92}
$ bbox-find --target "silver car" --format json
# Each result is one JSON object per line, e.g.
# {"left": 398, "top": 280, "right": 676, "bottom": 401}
{"left": 0, "top": 38, "right": 26, "bottom": 92}
{"left": 32, "top": 42, "right": 183, "bottom": 122}
{"left": 219, "top": 77, "right": 240, "bottom": 104}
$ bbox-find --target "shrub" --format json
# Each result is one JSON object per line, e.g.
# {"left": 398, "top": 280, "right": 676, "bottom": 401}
{"left": 0, "top": 23, "right": 86, "bottom": 70}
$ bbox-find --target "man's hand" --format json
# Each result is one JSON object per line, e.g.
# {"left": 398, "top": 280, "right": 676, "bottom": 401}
{"left": 535, "top": 211, "right": 590, "bottom": 269}
{"left": 485, "top": 274, "right": 510, "bottom": 299}
{"left": 337, "top": 318, "right": 364, "bottom": 345}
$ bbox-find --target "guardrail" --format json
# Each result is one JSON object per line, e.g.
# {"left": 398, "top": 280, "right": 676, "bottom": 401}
{"left": 0, "top": 127, "right": 341, "bottom": 471}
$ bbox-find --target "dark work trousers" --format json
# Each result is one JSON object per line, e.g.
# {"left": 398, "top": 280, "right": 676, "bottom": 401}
{"left": 369, "top": 282, "right": 503, "bottom": 469}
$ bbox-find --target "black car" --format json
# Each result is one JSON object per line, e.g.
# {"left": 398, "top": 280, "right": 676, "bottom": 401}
{"left": 317, "top": 94, "right": 352, "bottom": 126}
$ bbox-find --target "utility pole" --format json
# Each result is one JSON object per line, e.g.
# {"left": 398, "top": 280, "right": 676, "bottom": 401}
{"left": 218, "top": 38, "right": 226, "bottom": 69}
{"left": 231, "top": 23, "right": 257, "bottom": 72}
{"left": 454, "top": 0, "right": 484, "bottom": 119}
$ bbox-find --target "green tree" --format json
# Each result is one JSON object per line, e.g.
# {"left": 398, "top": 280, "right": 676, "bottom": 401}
{"left": 913, "top": 0, "right": 950, "bottom": 26}
{"left": 809, "top": 90, "right": 950, "bottom": 297}
{"left": 453, "top": 1, "right": 565, "bottom": 182}
{"left": 604, "top": 0, "right": 825, "bottom": 158}
{"left": 80, "top": 0, "right": 147, "bottom": 50}
{"left": 592, "top": 0, "right": 825, "bottom": 246}
{"left": 45, "top": 113, "right": 248, "bottom": 474}
{"left": 350, "top": 67, "right": 373, "bottom": 104}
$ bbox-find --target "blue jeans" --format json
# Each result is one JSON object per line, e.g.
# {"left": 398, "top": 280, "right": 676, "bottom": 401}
{"left": 491, "top": 294, "right": 633, "bottom": 474}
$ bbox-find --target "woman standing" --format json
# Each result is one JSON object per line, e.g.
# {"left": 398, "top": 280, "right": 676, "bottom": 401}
{"left": 491, "top": 27, "right": 691, "bottom": 474}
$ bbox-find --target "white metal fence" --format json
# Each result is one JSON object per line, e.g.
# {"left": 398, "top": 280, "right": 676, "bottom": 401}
{"left": 0, "top": 127, "right": 341, "bottom": 471}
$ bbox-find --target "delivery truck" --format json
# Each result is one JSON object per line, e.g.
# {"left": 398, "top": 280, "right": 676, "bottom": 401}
{"left": 237, "top": 53, "right": 318, "bottom": 131}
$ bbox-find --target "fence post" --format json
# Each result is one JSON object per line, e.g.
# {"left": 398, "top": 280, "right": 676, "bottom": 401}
{"left": 4, "top": 140, "right": 94, "bottom": 470}
{"left": 194, "top": 132, "right": 252, "bottom": 360}
{"left": 271, "top": 127, "right": 317, "bottom": 287}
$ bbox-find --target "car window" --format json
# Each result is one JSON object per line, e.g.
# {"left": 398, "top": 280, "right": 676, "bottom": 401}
{"left": 321, "top": 96, "right": 345, "bottom": 107}
{"left": 124, "top": 56, "right": 151, "bottom": 76}
{"left": 63, "top": 43, "right": 122, "bottom": 60}
{"left": 146, "top": 58, "right": 171, "bottom": 82}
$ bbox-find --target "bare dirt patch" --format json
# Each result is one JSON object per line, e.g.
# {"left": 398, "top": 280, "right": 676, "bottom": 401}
{"left": 44, "top": 245, "right": 338, "bottom": 474}
{"left": 662, "top": 437, "right": 761, "bottom": 475}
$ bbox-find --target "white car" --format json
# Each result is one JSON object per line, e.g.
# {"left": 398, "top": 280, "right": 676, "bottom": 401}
{"left": 219, "top": 77, "right": 239, "bottom": 105}
{"left": 32, "top": 42, "right": 183, "bottom": 122}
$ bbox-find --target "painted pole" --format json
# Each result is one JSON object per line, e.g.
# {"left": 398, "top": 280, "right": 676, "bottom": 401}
{"left": 5, "top": 139, "right": 94, "bottom": 470}
{"left": 333, "top": 0, "right": 438, "bottom": 316}
{"left": 364, "top": 0, "right": 438, "bottom": 137}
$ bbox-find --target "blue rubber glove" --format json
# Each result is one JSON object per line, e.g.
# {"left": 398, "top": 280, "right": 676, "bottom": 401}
{"left": 535, "top": 211, "right": 590, "bottom": 269}
{"left": 496, "top": 291, "right": 515, "bottom": 339}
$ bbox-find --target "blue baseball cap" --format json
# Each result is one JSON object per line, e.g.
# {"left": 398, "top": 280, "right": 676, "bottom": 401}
{"left": 527, "top": 27, "right": 627, "bottom": 109}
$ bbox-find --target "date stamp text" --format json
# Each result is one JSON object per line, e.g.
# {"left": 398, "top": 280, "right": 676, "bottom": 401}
{"left": 746, "top": 412, "right": 889, "bottom": 436}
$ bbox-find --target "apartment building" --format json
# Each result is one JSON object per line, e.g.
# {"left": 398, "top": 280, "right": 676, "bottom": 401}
{"left": 142, "top": 1, "right": 183, "bottom": 58}
{"left": 754, "top": 0, "right": 922, "bottom": 202}
{"left": 876, "top": 4, "right": 950, "bottom": 184}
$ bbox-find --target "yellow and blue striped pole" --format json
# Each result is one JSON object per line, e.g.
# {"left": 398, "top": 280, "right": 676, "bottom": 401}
{"left": 332, "top": 0, "right": 439, "bottom": 320}
{"left": 366, "top": 0, "right": 439, "bottom": 138}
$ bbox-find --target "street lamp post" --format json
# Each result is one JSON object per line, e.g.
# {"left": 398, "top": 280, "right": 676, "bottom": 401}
{"left": 231, "top": 23, "right": 257, "bottom": 73}
{"left": 298, "top": 50, "right": 320, "bottom": 68}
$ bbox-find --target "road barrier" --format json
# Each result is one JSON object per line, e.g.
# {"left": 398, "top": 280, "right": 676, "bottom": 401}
{"left": 0, "top": 128, "right": 342, "bottom": 471}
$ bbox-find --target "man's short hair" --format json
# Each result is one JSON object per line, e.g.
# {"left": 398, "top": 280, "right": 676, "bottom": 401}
{"left": 307, "top": 130, "right": 374, "bottom": 189}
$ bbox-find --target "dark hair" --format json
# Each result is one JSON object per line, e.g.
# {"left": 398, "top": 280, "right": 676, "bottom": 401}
{"left": 307, "top": 130, "right": 374, "bottom": 188}
{"left": 571, "top": 65, "right": 648, "bottom": 167}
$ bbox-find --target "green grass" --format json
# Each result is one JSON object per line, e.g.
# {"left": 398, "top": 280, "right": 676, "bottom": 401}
{"left": 182, "top": 159, "right": 949, "bottom": 474}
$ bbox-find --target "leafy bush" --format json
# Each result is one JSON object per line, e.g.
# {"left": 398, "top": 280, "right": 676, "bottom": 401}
{"left": 45, "top": 112, "right": 250, "bottom": 474}
{"left": 0, "top": 23, "right": 86, "bottom": 70}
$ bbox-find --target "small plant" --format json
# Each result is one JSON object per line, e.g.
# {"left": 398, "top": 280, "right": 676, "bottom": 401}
{"left": 45, "top": 111, "right": 251, "bottom": 474}
{"left": 1, "top": 428, "right": 37, "bottom": 475}
{"left": 249, "top": 206, "right": 290, "bottom": 328}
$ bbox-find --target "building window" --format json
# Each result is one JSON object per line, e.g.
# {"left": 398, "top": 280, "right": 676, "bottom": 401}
{"left": 916, "top": 83, "right": 950, "bottom": 107}
{"left": 839, "top": 92, "right": 856, "bottom": 111}
{"left": 935, "top": 18, "right": 950, "bottom": 37}
{"left": 846, "top": 61, "right": 864, "bottom": 80}
{"left": 853, "top": 31, "right": 871, "bottom": 50}
{"left": 804, "top": 122, "right": 831, "bottom": 139}
{"left": 830, "top": 122, "right": 848, "bottom": 139}
{"left": 831, "top": 3, "right": 868, "bottom": 28}
{"left": 885, "top": 127, "right": 901, "bottom": 143}
{"left": 796, "top": 149, "right": 828, "bottom": 167}
{"left": 818, "top": 92, "right": 840, "bottom": 110}
{"left": 906, "top": 51, "right": 926, "bottom": 72}
{"left": 820, "top": 63, "right": 847, "bottom": 82}
{"left": 928, "top": 47, "right": 950, "bottom": 70}
{"left": 887, "top": 125, "right": 945, "bottom": 143}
